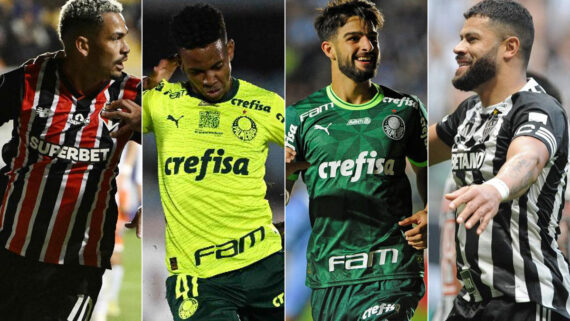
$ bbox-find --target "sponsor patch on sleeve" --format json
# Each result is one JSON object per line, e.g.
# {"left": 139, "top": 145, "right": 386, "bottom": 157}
{"left": 528, "top": 112, "right": 548, "bottom": 125}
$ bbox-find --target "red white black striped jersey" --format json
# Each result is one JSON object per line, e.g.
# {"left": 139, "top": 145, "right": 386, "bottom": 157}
{"left": 436, "top": 78, "right": 570, "bottom": 318}
{"left": 0, "top": 54, "right": 141, "bottom": 269}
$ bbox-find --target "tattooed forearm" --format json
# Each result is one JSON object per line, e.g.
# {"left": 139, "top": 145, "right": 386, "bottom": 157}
{"left": 496, "top": 152, "right": 542, "bottom": 200}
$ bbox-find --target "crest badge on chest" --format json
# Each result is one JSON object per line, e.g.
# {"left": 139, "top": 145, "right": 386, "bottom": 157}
{"left": 382, "top": 114, "right": 405, "bottom": 140}
{"left": 481, "top": 108, "right": 501, "bottom": 141}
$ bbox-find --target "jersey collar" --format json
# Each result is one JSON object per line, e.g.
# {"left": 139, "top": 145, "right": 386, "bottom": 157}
{"left": 326, "top": 83, "right": 384, "bottom": 110}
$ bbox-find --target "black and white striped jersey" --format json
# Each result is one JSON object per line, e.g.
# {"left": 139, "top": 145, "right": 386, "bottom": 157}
{"left": 436, "top": 78, "right": 570, "bottom": 317}
{"left": 0, "top": 54, "right": 141, "bottom": 269}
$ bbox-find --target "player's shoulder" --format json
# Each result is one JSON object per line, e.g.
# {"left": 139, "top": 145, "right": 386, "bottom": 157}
{"left": 120, "top": 72, "right": 141, "bottom": 83}
{"left": 236, "top": 78, "right": 281, "bottom": 100}
{"left": 150, "top": 79, "right": 184, "bottom": 92}
{"left": 143, "top": 79, "right": 185, "bottom": 98}
{"left": 115, "top": 72, "right": 141, "bottom": 93}
{"left": 287, "top": 86, "right": 329, "bottom": 112}
{"left": 380, "top": 84, "right": 412, "bottom": 100}
{"left": 512, "top": 90, "right": 565, "bottom": 115}
{"left": 378, "top": 84, "right": 425, "bottom": 112}
{"left": 233, "top": 78, "right": 283, "bottom": 114}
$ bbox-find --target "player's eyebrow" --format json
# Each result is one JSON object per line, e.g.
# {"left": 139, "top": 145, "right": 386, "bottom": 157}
{"left": 188, "top": 59, "right": 224, "bottom": 73}
{"left": 112, "top": 30, "right": 128, "bottom": 39}
{"left": 343, "top": 31, "right": 378, "bottom": 39}
{"left": 459, "top": 31, "right": 480, "bottom": 40}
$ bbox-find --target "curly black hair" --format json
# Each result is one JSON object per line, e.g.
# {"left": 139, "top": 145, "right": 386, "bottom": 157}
{"left": 170, "top": 3, "right": 227, "bottom": 50}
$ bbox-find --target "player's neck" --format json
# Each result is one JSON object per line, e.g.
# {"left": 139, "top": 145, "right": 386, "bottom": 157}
{"left": 62, "top": 58, "right": 108, "bottom": 97}
{"left": 475, "top": 69, "right": 527, "bottom": 107}
{"left": 331, "top": 75, "right": 376, "bottom": 105}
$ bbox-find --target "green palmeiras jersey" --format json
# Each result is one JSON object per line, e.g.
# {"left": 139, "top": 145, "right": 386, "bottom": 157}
{"left": 143, "top": 78, "right": 283, "bottom": 278}
{"left": 286, "top": 84, "right": 427, "bottom": 288}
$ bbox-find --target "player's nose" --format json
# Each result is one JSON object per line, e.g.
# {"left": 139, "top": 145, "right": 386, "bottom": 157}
{"left": 203, "top": 70, "right": 216, "bottom": 86}
{"left": 121, "top": 38, "right": 130, "bottom": 55}
{"left": 359, "top": 36, "right": 373, "bottom": 51}
{"left": 453, "top": 40, "right": 467, "bottom": 55}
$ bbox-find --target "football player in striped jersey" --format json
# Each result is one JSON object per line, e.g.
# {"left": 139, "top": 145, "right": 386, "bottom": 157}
{"left": 0, "top": 1, "right": 141, "bottom": 320}
{"left": 430, "top": 0, "right": 570, "bottom": 320}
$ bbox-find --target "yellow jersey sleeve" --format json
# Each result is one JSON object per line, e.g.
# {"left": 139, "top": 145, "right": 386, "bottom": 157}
{"left": 142, "top": 80, "right": 166, "bottom": 134}
{"left": 265, "top": 93, "right": 285, "bottom": 146}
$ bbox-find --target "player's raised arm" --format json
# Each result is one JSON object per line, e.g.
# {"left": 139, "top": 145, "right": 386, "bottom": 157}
{"left": 143, "top": 55, "right": 179, "bottom": 90}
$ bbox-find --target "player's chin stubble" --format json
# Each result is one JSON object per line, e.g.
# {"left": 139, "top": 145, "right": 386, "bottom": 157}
{"left": 338, "top": 55, "right": 379, "bottom": 83}
{"left": 452, "top": 52, "right": 497, "bottom": 91}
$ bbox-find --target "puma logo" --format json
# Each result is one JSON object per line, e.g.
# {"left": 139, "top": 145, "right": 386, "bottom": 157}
{"left": 314, "top": 123, "right": 332, "bottom": 135}
{"left": 167, "top": 115, "right": 184, "bottom": 128}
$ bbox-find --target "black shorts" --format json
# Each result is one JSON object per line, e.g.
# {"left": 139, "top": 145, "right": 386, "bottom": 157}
{"left": 0, "top": 247, "right": 104, "bottom": 321}
{"left": 166, "top": 251, "right": 284, "bottom": 321}
{"left": 446, "top": 295, "right": 568, "bottom": 321}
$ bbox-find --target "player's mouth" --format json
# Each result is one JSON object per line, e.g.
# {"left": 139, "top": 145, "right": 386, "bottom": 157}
{"left": 354, "top": 55, "right": 376, "bottom": 67}
{"left": 205, "top": 87, "right": 222, "bottom": 97}
{"left": 115, "top": 57, "right": 128, "bottom": 71}
{"left": 455, "top": 57, "right": 472, "bottom": 74}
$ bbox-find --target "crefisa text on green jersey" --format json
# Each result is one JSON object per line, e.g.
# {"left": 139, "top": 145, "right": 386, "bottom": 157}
{"left": 318, "top": 151, "right": 397, "bottom": 181}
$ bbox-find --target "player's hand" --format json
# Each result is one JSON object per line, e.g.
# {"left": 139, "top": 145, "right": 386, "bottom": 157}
{"left": 102, "top": 99, "right": 141, "bottom": 137}
{"left": 143, "top": 55, "right": 179, "bottom": 90}
{"left": 399, "top": 206, "right": 427, "bottom": 250}
{"left": 125, "top": 206, "right": 142, "bottom": 239}
{"left": 285, "top": 147, "right": 310, "bottom": 178}
{"left": 446, "top": 184, "right": 502, "bottom": 235}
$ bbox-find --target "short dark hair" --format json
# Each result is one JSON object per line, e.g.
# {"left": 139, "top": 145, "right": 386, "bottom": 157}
{"left": 170, "top": 3, "right": 227, "bottom": 50}
{"left": 464, "top": 0, "right": 534, "bottom": 67}
{"left": 59, "top": 0, "right": 122, "bottom": 45}
{"left": 314, "top": 0, "right": 384, "bottom": 42}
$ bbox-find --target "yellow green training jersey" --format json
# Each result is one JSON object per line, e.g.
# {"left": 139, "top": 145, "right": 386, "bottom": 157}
{"left": 143, "top": 78, "right": 284, "bottom": 278}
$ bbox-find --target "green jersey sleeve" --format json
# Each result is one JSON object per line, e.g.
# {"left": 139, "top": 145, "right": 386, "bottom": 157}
{"left": 405, "top": 96, "right": 427, "bottom": 167}
{"left": 285, "top": 105, "right": 304, "bottom": 161}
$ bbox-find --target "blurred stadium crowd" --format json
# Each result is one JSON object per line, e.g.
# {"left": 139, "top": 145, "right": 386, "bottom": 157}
{"left": 428, "top": 0, "right": 570, "bottom": 319}
{"left": 0, "top": 0, "right": 141, "bottom": 75}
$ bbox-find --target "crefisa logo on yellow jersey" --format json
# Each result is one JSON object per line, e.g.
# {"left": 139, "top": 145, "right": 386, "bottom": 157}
{"left": 164, "top": 149, "right": 250, "bottom": 180}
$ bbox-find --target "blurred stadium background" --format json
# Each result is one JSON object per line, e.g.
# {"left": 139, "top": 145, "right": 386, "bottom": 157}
{"left": 428, "top": 0, "right": 570, "bottom": 320}
{"left": 286, "top": 1, "right": 427, "bottom": 321}
{"left": 0, "top": 1, "right": 142, "bottom": 321}
{"left": 141, "top": 0, "right": 284, "bottom": 320}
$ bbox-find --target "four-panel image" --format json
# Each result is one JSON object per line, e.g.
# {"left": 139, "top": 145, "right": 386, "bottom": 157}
{"left": 0, "top": 0, "right": 568, "bottom": 321}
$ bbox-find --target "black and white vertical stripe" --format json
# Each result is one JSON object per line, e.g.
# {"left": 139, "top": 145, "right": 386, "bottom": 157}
{"left": 444, "top": 78, "right": 570, "bottom": 318}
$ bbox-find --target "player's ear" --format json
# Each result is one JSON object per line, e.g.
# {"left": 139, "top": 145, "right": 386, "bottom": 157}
{"left": 227, "top": 39, "right": 235, "bottom": 62}
{"left": 75, "top": 36, "right": 89, "bottom": 57}
{"left": 321, "top": 41, "right": 335, "bottom": 60}
{"left": 503, "top": 36, "right": 520, "bottom": 61}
